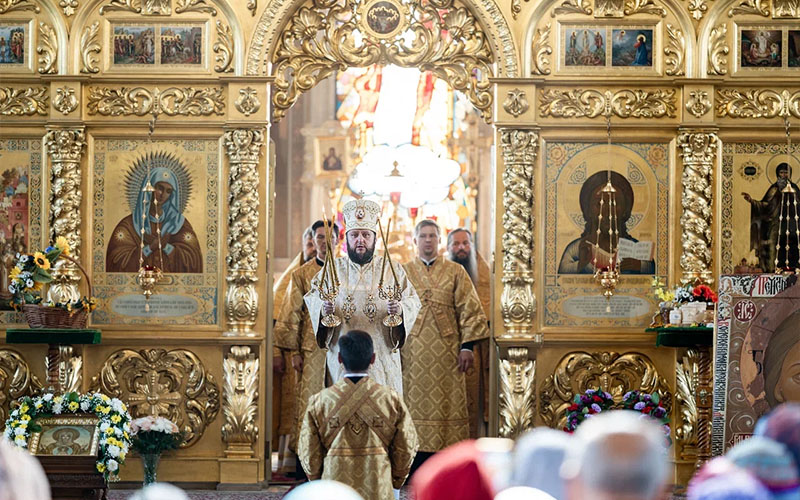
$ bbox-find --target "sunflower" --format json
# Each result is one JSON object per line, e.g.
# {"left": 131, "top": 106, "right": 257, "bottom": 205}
{"left": 55, "top": 236, "right": 71, "bottom": 256}
{"left": 33, "top": 252, "right": 50, "bottom": 271}
{"left": 9, "top": 267, "right": 21, "bottom": 281}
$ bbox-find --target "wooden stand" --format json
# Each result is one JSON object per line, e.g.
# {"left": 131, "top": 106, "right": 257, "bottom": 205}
{"left": 38, "top": 456, "right": 108, "bottom": 500}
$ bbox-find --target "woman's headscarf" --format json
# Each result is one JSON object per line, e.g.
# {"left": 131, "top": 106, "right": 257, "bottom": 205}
{"left": 727, "top": 436, "right": 800, "bottom": 499}
{"left": 0, "top": 438, "right": 51, "bottom": 500}
{"left": 495, "top": 487, "right": 556, "bottom": 500}
{"left": 283, "top": 480, "right": 364, "bottom": 500}
{"left": 509, "top": 428, "right": 571, "bottom": 499}
{"left": 133, "top": 167, "right": 186, "bottom": 238}
{"left": 412, "top": 440, "right": 495, "bottom": 500}
{"left": 756, "top": 404, "right": 800, "bottom": 476}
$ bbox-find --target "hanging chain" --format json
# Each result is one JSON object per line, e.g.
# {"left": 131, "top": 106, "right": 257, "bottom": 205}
{"left": 776, "top": 118, "right": 798, "bottom": 271}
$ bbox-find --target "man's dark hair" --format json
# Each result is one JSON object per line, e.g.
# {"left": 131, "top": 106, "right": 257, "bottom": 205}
{"left": 311, "top": 219, "right": 340, "bottom": 235}
{"left": 338, "top": 330, "right": 374, "bottom": 372}
{"left": 776, "top": 162, "right": 791, "bottom": 176}
{"left": 447, "top": 227, "right": 473, "bottom": 247}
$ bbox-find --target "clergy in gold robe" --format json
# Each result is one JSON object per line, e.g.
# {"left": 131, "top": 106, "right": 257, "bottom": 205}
{"left": 447, "top": 228, "right": 492, "bottom": 437}
{"left": 298, "top": 330, "right": 418, "bottom": 500}
{"left": 404, "top": 221, "right": 489, "bottom": 453}
{"left": 274, "top": 220, "right": 338, "bottom": 452}
{"left": 305, "top": 199, "right": 421, "bottom": 395}
{"left": 271, "top": 225, "right": 315, "bottom": 474}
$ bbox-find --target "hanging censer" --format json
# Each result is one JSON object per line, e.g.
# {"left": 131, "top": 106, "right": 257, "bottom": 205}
{"left": 593, "top": 115, "right": 620, "bottom": 312}
{"left": 775, "top": 117, "right": 800, "bottom": 274}
{"left": 137, "top": 113, "right": 165, "bottom": 312}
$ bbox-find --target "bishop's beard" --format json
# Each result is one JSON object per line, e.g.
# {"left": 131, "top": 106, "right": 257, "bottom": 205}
{"left": 449, "top": 249, "right": 479, "bottom": 285}
{"left": 348, "top": 244, "right": 375, "bottom": 265}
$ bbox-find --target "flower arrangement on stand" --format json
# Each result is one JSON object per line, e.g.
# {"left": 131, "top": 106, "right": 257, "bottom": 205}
{"left": 7, "top": 236, "right": 97, "bottom": 328}
{"left": 3, "top": 392, "right": 132, "bottom": 480}
{"left": 650, "top": 278, "right": 718, "bottom": 326}
{"left": 621, "top": 391, "right": 671, "bottom": 445}
{"left": 130, "top": 416, "right": 185, "bottom": 486}
{"left": 564, "top": 388, "right": 615, "bottom": 432}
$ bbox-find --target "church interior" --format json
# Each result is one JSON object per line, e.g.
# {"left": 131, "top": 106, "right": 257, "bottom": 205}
{"left": 1, "top": 0, "right": 800, "bottom": 495}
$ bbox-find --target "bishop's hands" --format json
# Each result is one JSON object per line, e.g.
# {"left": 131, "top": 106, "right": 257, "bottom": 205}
{"left": 292, "top": 354, "right": 304, "bottom": 373}
{"left": 457, "top": 350, "right": 474, "bottom": 373}
{"left": 273, "top": 354, "right": 285, "bottom": 374}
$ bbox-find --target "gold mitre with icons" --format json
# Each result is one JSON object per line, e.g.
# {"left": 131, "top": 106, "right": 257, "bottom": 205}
{"left": 343, "top": 199, "right": 381, "bottom": 232}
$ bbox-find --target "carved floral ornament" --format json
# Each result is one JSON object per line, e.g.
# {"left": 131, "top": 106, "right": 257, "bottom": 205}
{"left": 717, "top": 89, "right": 800, "bottom": 119}
{"left": 87, "top": 86, "right": 225, "bottom": 117}
{"left": 539, "top": 351, "right": 672, "bottom": 429}
{"left": 271, "top": 0, "right": 494, "bottom": 122}
{"left": 539, "top": 89, "right": 677, "bottom": 119}
{"left": 92, "top": 348, "right": 220, "bottom": 447}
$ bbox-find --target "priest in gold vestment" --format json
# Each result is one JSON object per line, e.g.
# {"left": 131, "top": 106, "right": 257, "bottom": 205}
{"left": 403, "top": 220, "right": 489, "bottom": 457}
{"left": 447, "top": 228, "right": 491, "bottom": 437}
{"left": 298, "top": 330, "right": 418, "bottom": 500}
{"left": 272, "top": 225, "right": 315, "bottom": 475}
{"left": 305, "top": 199, "right": 421, "bottom": 395}
{"left": 274, "top": 220, "right": 338, "bottom": 453}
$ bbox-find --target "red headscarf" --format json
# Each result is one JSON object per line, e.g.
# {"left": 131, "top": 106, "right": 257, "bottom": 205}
{"left": 411, "top": 440, "right": 495, "bottom": 500}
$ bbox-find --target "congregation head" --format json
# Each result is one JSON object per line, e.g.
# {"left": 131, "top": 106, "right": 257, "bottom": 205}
{"left": 510, "top": 427, "right": 571, "bottom": 499}
{"left": 561, "top": 410, "right": 669, "bottom": 500}
{"left": 129, "top": 483, "right": 189, "bottom": 500}
{"left": 283, "top": 480, "right": 365, "bottom": 500}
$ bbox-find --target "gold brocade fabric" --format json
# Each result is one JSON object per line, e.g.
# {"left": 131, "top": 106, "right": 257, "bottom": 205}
{"left": 401, "top": 258, "right": 489, "bottom": 452}
{"left": 298, "top": 378, "right": 419, "bottom": 500}
{"left": 305, "top": 256, "right": 421, "bottom": 395}
{"left": 466, "top": 252, "right": 492, "bottom": 435}
{"left": 274, "top": 259, "right": 326, "bottom": 450}
{"left": 272, "top": 251, "right": 305, "bottom": 439}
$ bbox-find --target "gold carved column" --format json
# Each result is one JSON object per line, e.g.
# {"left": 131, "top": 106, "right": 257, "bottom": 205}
{"left": 223, "top": 129, "right": 264, "bottom": 335}
{"left": 497, "top": 127, "right": 539, "bottom": 439}
{"left": 677, "top": 130, "right": 718, "bottom": 284}
{"left": 45, "top": 128, "right": 86, "bottom": 304}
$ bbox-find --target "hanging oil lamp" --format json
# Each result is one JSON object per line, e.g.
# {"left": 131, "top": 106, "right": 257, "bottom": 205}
{"left": 593, "top": 115, "right": 620, "bottom": 311}
{"left": 137, "top": 114, "right": 165, "bottom": 312}
{"left": 775, "top": 117, "right": 800, "bottom": 274}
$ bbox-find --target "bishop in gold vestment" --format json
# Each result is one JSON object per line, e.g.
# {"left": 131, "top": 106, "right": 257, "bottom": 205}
{"left": 298, "top": 331, "right": 418, "bottom": 500}
{"left": 305, "top": 200, "right": 421, "bottom": 395}
{"left": 403, "top": 221, "right": 489, "bottom": 452}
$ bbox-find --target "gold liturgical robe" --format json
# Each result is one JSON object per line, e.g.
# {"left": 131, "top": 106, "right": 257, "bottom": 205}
{"left": 298, "top": 377, "right": 418, "bottom": 500}
{"left": 271, "top": 251, "right": 304, "bottom": 441}
{"left": 305, "top": 256, "right": 421, "bottom": 395}
{"left": 466, "top": 252, "right": 492, "bottom": 436}
{"left": 402, "top": 258, "right": 489, "bottom": 452}
{"left": 274, "top": 258, "right": 326, "bottom": 449}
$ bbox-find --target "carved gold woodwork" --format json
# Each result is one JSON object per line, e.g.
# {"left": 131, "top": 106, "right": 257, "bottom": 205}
{"left": 45, "top": 128, "right": 86, "bottom": 305}
{"left": 224, "top": 129, "right": 264, "bottom": 335}
{"left": 530, "top": 23, "right": 552, "bottom": 76}
{"left": 214, "top": 21, "right": 234, "bottom": 73}
{"left": 623, "top": 0, "right": 666, "bottom": 16}
{"left": 100, "top": 0, "right": 143, "bottom": 14}
{"left": 87, "top": 87, "right": 225, "bottom": 117}
{"left": 664, "top": 24, "right": 685, "bottom": 77}
{"left": 45, "top": 346, "right": 82, "bottom": 393}
{"left": 686, "top": 90, "right": 712, "bottom": 118}
{"left": 92, "top": 349, "right": 220, "bottom": 447}
{"left": 539, "top": 351, "right": 672, "bottom": 430}
{"left": 503, "top": 89, "right": 529, "bottom": 118}
{"left": 594, "top": 0, "right": 623, "bottom": 17}
{"left": 222, "top": 346, "right": 259, "bottom": 457}
{"left": 707, "top": 24, "right": 729, "bottom": 76}
{"left": 676, "top": 349, "right": 699, "bottom": 460}
{"left": 175, "top": 0, "right": 217, "bottom": 14}
{"left": 716, "top": 89, "right": 800, "bottom": 119}
{"left": 54, "top": 86, "right": 79, "bottom": 115}
{"left": 60, "top": 0, "right": 78, "bottom": 15}
{"left": 773, "top": 0, "right": 800, "bottom": 17}
{"left": 0, "top": 87, "right": 48, "bottom": 116}
{"left": 37, "top": 22, "right": 58, "bottom": 75}
{"left": 0, "top": 0, "right": 39, "bottom": 13}
{"left": 0, "top": 350, "right": 42, "bottom": 424}
{"left": 499, "top": 347, "right": 535, "bottom": 439}
{"left": 500, "top": 129, "right": 537, "bottom": 338}
{"left": 552, "top": 0, "right": 592, "bottom": 16}
{"left": 80, "top": 22, "right": 102, "bottom": 74}
{"left": 270, "top": 0, "right": 494, "bottom": 122}
{"left": 235, "top": 88, "right": 261, "bottom": 117}
{"left": 99, "top": 0, "right": 214, "bottom": 15}
{"left": 539, "top": 89, "right": 677, "bottom": 118}
{"left": 686, "top": 0, "right": 709, "bottom": 20}
{"left": 728, "top": 0, "right": 769, "bottom": 16}
{"left": 677, "top": 131, "right": 717, "bottom": 284}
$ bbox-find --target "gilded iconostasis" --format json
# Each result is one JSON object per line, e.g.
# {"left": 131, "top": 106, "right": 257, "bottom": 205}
{"left": 1, "top": 0, "right": 799, "bottom": 486}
